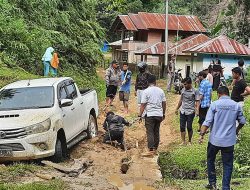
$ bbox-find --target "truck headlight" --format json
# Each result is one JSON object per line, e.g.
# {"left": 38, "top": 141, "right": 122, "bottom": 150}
{"left": 25, "top": 119, "right": 51, "bottom": 135}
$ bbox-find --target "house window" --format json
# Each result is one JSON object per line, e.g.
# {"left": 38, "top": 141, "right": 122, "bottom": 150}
{"left": 122, "top": 52, "right": 128, "bottom": 62}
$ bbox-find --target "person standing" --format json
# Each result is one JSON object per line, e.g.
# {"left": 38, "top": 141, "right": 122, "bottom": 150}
{"left": 198, "top": 71, "right": 212, "bottom": 132}
{"left": 139, "top": 75, "right": 166, "bottom": 155}
{"left": 119, "top": 63, "right": 132, "bottom": 114}
{"left": 105, "top": 60, "right": 121, "bottom": 108}
{"left": 50, "top": 52, "right": 59, "bottom": 77}
{"left": 231, "top": 67, "right": 250, "bottom": 107}
{"left": 230, "top": 59, "right": 248, "bottom": 87}
{"left": 198, "top": 86, "right": 246, "bottom": 190}
{"left": 135, "top": 62, "right": 151, "bottom": 111}
{"left": 42, "top": 47, "right": 54, "bottom": 76}
{"left": 167, "top": 54, "right": 176, "bottom": 92}
{"left": 175, "top": 77, "right": 200, "bottom": 145}
{"left": 204, "top": 68, "right": 213, "bottom": 86}
{"left": 212, "top": 57, "right": 223, "bottom": 91}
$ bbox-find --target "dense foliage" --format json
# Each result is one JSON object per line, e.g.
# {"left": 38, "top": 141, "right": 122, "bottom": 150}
{"left": 0, "top": 0, "right": 104, "bottom": 75}
{"left": 96, "top": 0, "right": 162, "bottom": 41}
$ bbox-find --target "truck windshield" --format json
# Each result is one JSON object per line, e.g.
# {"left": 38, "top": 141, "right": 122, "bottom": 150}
{"left": 0, "top": 87, "right": 54, "bottom": 110}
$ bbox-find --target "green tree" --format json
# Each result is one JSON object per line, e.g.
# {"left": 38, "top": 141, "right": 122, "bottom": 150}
{"left": 0, "top": 0, "right": 104, "bottom": 75}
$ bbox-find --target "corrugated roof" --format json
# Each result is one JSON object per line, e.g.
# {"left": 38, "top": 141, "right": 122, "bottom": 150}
{"left": 135, "top": 42, "right": 166, "bottom": 55}
{"left": 111, "top": 12, "right": 207, "bottom": 32}
{"left": 169, "top": 34, "right": 210, "bottom": 55}
{"left": 184, "top": 35, "right": 250, "bottom": 56}
{"left": 119, "top": 15, "right": 137, "bottom": 31}
{"left": 135, "top": 34, "right": 210, "bottom": 55}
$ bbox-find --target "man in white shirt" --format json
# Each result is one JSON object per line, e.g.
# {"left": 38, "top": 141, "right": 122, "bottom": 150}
{"left": 139, "top": 75, "right": 166, "bottom": 155}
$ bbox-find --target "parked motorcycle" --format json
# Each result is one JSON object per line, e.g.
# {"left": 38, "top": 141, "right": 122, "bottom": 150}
{"left": 174, "top": 69, "right": 183, "bottom": 94}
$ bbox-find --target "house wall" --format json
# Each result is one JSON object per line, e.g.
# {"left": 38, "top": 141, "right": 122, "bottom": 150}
{"left": 201, "top": 54, "right": 250, "bottom": 79}
{"left": 175, "top": 55, "right": 202, "bottom": 78}
{"left": 147, "top": 30, "right": 162, "bottom": 43}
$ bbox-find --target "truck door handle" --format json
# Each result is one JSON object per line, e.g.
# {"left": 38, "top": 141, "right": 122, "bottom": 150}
{"left": 71, "top": 107, "right": 75, "bottom": 111}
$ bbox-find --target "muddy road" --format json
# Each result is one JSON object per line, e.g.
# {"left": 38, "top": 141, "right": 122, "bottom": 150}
{"left": 1, "top": 68, "right": 179, "bottom": 190}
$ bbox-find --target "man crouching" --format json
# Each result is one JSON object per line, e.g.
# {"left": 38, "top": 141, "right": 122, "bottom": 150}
{"left": 103, "top": 112, "right": 130, "bottom": 150}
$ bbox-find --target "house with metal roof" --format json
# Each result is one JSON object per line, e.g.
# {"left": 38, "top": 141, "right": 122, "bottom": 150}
{"left": 110, "top": 12, "right": 207, "bottom": 72}
{"left": 135, "top": 34, "right": 211, "bottom": 78}
{"left": 110, "top": 13, "right": 250, "bottom": 78}
{"left": 184, "top": 35, "right": 250, "bottom": 78}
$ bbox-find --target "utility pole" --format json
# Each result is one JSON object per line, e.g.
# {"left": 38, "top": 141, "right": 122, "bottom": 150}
{"left": 164, "top": 0, "right": 169, "bottom": 77}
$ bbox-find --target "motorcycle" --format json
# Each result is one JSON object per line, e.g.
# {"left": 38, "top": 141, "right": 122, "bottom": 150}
{"left": 174, "top": 69, "right": 183, "bottom": 94}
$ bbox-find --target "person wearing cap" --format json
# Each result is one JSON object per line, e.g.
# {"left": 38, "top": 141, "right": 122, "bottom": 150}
{"left": 139, "top": 74, "right": 166, "bottom": 155}
{"left": 198, "top": 71, "right": 212, "bottom": 132}
{"left": 231, "top": 67, "right": 250, "bottom": 107}
{"left": 198, "top": 86, "right": 246, "bottom": 190}
{"left": 167, "top": 54, "right": 176, "bottom": 92}
{"left": 105, "top": 60, "right": 121, "bottom": 107}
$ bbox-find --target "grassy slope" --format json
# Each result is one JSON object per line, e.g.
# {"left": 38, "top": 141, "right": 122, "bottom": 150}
{"left": 0, "top": 61, "right": 106, "bottom": 100}
{"left": 159, "top": 92, "right": 250, "bottom": 189}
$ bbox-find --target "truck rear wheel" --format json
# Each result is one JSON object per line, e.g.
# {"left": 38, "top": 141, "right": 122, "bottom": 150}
{"left": 87, "top": 114, "right": 97, "bottom": 139}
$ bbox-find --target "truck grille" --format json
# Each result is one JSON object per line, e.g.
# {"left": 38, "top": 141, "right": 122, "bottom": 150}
{"left": 0, "top": 143, "right": 25, "bottom": 151}
{"left": 0, "top": 128, "right": 27, "bottom": 139}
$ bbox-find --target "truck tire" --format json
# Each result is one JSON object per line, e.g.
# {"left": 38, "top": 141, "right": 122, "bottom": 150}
{"left": 51, "top": 137, "right": 66, "bottom": 163}
{"left": 87, "top": 114, "right": 97, "bottom": 139}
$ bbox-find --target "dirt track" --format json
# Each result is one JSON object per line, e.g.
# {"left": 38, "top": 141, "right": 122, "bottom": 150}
{"left": 5, "top": 68, "right": 179, "bottom": 190}
{"left": 66, "top": 68, "right": 179, "bottom": 189}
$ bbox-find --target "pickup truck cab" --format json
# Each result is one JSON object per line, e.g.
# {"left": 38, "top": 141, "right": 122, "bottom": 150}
{"left": 0, "top": 77, "right": 98, "bottom": 162}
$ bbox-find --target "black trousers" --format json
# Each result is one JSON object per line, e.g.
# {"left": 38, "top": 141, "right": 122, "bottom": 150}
{"left": 180, "top": 112, "right": 195, "bottom": 132}
{"left": 103, "top": 130, "right": 124, "bottom": 144}
{"left": 207, "top": 142, "right": 234, "bottom": 190}
{"left": 145, "top": 116, "right": 163, "bottom": 150}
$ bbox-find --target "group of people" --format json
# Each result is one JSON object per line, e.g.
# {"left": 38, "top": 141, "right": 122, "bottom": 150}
{"left": 103, "top": 60, "right": 165, "bottom": 154}
{"left": 175, "top": 60, "right": 250, "bottom": 190}
{"left": 41, "top": 47, "right": 59, "bottom": 77}
{"left": 103, "top": 58, "right": 250, "bottom": 190}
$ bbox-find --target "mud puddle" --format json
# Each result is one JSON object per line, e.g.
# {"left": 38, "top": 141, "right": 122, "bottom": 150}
{"left": 108, "top": 174, "right": 156, "bottom": 190}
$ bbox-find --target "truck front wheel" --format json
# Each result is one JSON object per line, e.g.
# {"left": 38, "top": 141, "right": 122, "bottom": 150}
{"left": 51, "top": 137, "right": 67, "bottom": 163}
{"left": 87, "top": 114, "right": 97, "bottom": 138}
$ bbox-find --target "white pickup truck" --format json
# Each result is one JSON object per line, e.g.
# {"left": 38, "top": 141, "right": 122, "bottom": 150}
{"left": 0, "top": 77, "right": 98, "bottom": 162}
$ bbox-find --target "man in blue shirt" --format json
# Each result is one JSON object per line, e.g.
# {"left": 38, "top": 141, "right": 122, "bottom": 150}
{"left": 199, "top": 86, "right": 246, "bottom": 190}
{"left": 119, "top": 63, "right": 132, "bottom": 114}
{"left": 198, "top": 71, "right": 212, "bottom": 132}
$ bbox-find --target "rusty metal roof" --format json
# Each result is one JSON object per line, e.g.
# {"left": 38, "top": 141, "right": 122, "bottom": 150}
{"left": 169, "top": 34, "right": 210, "bottom": 55}
{"left": 135, "top": 34, "right": 210, "bottom": 55}
{"left": 111, "top": 12, "right": 207, "bottom": 32}
{"left": 118, "top": 15, "right": 137, "bottom": 31}
{"left": 135, "top": 42, "right": 166, "bottom": 55}
{"left": 184, "top": 35, "right": 250, "bottom": 56}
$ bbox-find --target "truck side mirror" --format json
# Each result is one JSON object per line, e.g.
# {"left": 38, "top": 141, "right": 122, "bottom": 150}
{"left": 60, "top": 99, "right": 73, "bottom": 107}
